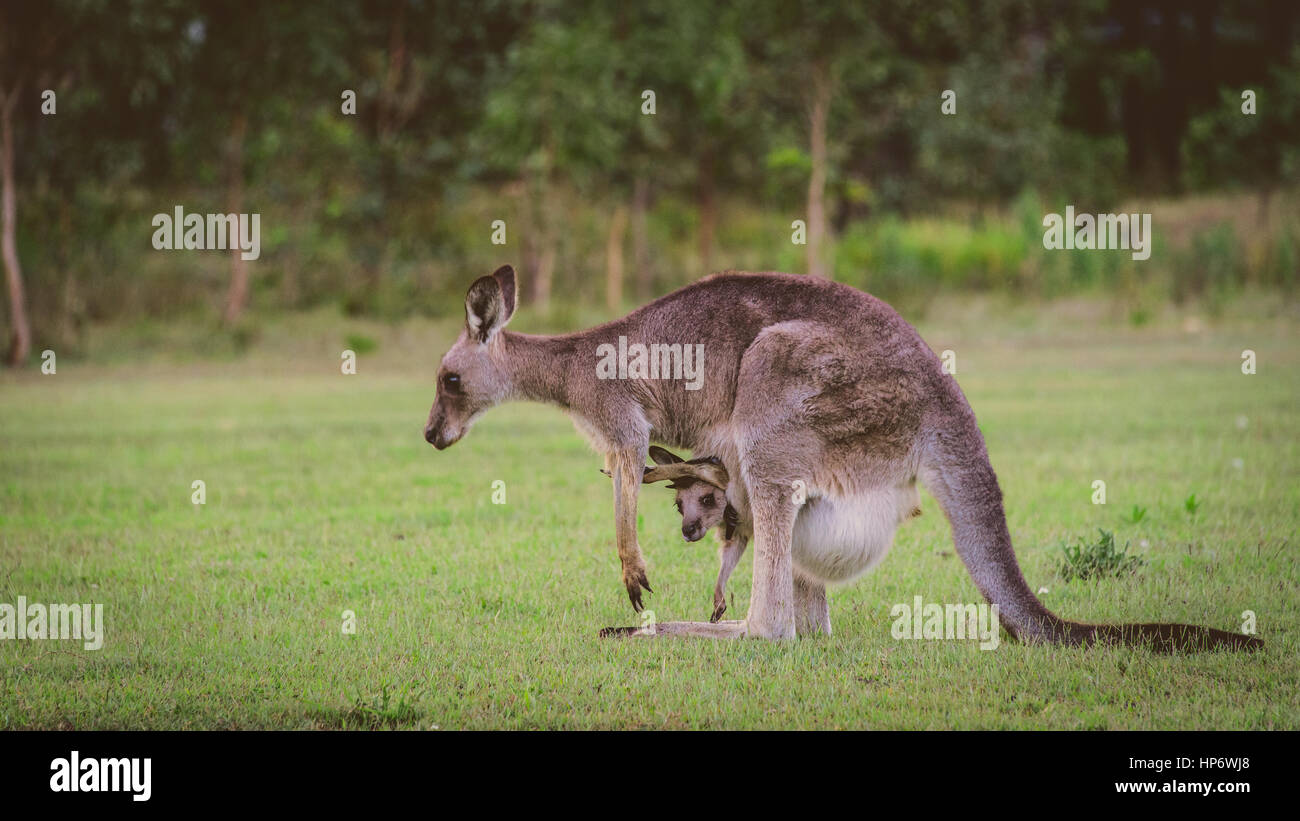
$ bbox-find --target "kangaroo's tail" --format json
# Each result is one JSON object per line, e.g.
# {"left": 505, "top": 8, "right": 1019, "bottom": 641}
{"left": 918, "top": 398, "right": 1261, "bottom": 653}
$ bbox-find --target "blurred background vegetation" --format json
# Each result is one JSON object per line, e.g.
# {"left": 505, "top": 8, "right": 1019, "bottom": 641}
{"left": 1, "top": 0, "right": 1297, "bottom": 365}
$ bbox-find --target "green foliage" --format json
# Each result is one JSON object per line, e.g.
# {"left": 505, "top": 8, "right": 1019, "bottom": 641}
{"left": 1181, "top": 45, "right": 1300, "bottom": 194}
{"left": 1123, "top": 505, "right": 1147, "bottom": 525}
{"left": 1128, "top": 306, "right": 1152, "bottom": 327}
{"left": 1058, "top": 529, "right": 1147, "bottom": 583}
{"left": 344, "top": 333, "right": 377, "bottom": 355}
{"left": 915, "top": 51, "right": 1062, "bottom": 204}
{"left": 1175, "top": 223, "right": 1244, "bottom": 310}
{"left": 338, "top": 684, "right": 425, "bottom": 730}
{"left": 2, "top": 0, "right": 1298, "bottom": 344}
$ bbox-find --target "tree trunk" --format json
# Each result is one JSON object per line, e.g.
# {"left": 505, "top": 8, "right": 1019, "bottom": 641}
{"left": 806, "top": 63, "right": 832, "bottom": 279}
{"left": 221, "top": 111, "right": 250, "bottom": 326}
{"left": 525, "top": 177, "right": 557, "bottom": 310}
{"left": 525, "top": 142, "right": 558, "bottom": 309}
{"left": 378, "top": 5, "right": 408, "bottom": 139}
{"left": 534, "top": 241, "right": 555, "bottom": 310}
{"left": 631, "top": 175, "right": 651, "bottom": 300}
{"left": 515, "top": 180, "right": 540, "bottom": 301}
{"left": 1, "top": 84, "right": 31, "bottom": 366}
{"left": 605, "top": 201, "right": 627, "bottom": 314}
{"left": 697, "top": 150, "right": 715, "bottom": 275}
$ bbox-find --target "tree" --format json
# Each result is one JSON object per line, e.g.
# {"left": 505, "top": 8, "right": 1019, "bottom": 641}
{"left": 325, "top": 0, "right": 524, "bottom": 315}
{"left": 1181, "top": 46, "right": 1300, "bottom": 218}
{"left": 0, "top": 3, "right": 62, "bottom": 365}
{"left": 647, "top": 0, "right": 753, "bottom": 278}
{"left": 179, "top": 1, "right": 354, "bottom": 325}
{"left": 741, "top": 1, "right": 885, "bottom": 278}
{"left": 476, "top": 7, "right": 626, "bottom": 308}
{"left": 0, "top": 74, "right": 30, "bottom": 366}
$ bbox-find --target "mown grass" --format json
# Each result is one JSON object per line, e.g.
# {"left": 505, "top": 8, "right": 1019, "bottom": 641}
{"left": 0, "top": 301, "right": 1297, "bottom": 729}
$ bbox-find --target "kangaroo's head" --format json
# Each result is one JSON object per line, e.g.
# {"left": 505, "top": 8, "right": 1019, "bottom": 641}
{"left": 645, "top": 446, "right": 736, "bottom": 542}
{"left": 424, "top": 265, "right": 517, "bottom": 450}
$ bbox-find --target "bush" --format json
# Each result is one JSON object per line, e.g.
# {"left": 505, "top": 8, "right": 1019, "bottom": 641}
{"left": 1058, "top": 529, "right": 1146, "bottom": 582}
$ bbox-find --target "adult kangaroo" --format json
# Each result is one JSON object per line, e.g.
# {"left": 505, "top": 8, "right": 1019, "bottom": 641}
{"left": 424, "top": 264, "right": 1260, "bottom": 651}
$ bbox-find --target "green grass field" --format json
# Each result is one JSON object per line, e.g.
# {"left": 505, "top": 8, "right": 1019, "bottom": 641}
{"left": 1, "top": 300, "right": 1297, "bottom": 729}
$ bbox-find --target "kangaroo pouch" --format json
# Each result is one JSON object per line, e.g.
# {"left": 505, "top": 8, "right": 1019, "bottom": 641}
{"left": 791, "top": 484, "right": 921, "bottom": 584}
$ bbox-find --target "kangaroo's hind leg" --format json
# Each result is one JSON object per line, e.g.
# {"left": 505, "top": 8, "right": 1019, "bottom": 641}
{"left": 794, "top": 575, "right": 831, "bottom": 636}
{"left": 728, "top": 327, "right": 842, "bottom": 641}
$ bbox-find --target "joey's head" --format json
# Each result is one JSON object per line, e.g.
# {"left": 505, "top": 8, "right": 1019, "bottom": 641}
{"left": 645, "top": 446, "right": 734, "bottom": 543}
{"left": 424, "top": 265, "right": 517, "bottom": 450}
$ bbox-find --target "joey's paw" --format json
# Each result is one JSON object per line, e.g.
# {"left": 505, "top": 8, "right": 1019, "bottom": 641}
{"left": 710, "top": 600, "right": 727, "bottom": 623}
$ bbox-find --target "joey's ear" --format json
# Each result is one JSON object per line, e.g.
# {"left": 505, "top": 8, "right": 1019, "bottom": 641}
{"left": 465, "top": 265, "right": 517, "bottom": 343}
{"left": 648, "top": 446, "right": 685, "bottom": 465}
{"left": 600, "top": 467, "right": 655, "bottom": 479}
{"left": 642, "top": 460, "right": 728, "bottom": 489}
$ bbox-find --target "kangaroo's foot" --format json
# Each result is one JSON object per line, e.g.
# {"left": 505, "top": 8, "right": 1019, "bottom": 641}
{"left": 599, "top": 620, "right": 746, "bottom": 639}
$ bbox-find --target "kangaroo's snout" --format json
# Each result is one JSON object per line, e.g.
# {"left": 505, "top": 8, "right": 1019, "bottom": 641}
{"left": 423, "top": 406, "right": 442, "bottom": 447}
{"left": 425, "top": 427, "right": 458, "bottom": 450}
{"left": 682, "top": 521, "right": 705, "bottom": 542}
{"left": 424, "top": 414, "right": 457, "bottom": 450}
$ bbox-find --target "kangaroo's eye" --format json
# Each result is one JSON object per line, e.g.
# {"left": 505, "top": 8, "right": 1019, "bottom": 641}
{"left": 701, "top": 495, "right": 716, "bottom": 509}
{"left": 443, "top": 373, "right": 462, "bottom": 394}
{"left": 674, "top": 500, "right": 683, "bottom": 514}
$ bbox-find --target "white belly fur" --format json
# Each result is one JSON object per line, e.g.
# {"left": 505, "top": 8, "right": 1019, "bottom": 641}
{"left": 791, "top": 485, "right": 919, "bottom": 584}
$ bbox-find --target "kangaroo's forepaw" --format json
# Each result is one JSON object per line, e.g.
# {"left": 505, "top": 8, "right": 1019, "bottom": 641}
{"left": 710, "top": 600, "right": 726, "bottom": 623}
{"left": 623, "top": 567, "right": 653, "bottom": 612}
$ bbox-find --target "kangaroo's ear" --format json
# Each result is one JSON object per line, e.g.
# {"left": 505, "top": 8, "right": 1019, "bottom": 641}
{"left": 465, "top": 265, "right": 517, "bottom": 343}
{"left": 648, "top": 445, "right": 685, "bottom": 465}
{"left": 491, "top": 264, "right": 517, "bottom": 318}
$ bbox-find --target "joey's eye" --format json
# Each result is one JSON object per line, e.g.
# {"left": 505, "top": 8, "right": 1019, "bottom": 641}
{"left": 701, "top": 495, "right": 716, "bottom": 509}
{"left": 443, "top": 373, "right": 461, "bottom": 394}
{"left": 674, "top": 500, "right": 683, "bottom": 513}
